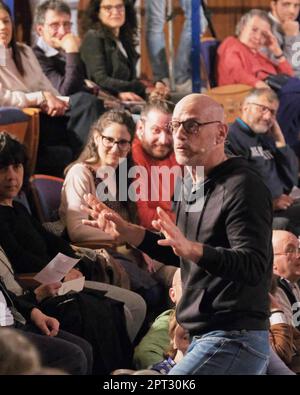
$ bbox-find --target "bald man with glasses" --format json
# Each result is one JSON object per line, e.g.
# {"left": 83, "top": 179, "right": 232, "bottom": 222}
{"left": 227, "top": 87, "right": 300, "bottom": 235}
{"left": 82, "top": 93, "right": 273, "bottom": 375}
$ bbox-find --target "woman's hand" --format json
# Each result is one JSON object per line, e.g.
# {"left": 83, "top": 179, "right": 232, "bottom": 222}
{"left": 147, "top": 81, "right": 170, "bottom": 101}
{"left": 63, "top": 268, "right": 83, "bottom": 282}
{"left": 263, "top": 30, "right": 283, "bottom": 57}
{"left": 255, "top": 80, "right": 269, "bottom": 89}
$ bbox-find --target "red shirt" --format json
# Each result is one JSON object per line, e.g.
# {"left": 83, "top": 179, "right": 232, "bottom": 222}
{"left": 131, "top": 138, "right": 179, "bottom": 230}
{"left": 217, "top": 36, "right": 293, "bottom": 87}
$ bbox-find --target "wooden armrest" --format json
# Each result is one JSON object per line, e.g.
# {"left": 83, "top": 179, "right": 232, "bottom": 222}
{"left": 15, "top": 273, "right": 40, "bottom": 290}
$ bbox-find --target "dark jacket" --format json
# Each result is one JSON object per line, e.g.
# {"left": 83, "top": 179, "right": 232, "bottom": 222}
{"left": 80, "top": 26, "right": 146, "bottom": 97}
{"left": 227, "top": 119, "right": 298, "bottom": 199}
{"left": 0, "top": 201, "right": 76, "bottom": 274}
{"left": 33, "top": 45, "right": 88, "bottom": 96}
{"left": 139, "top": 157, "right": 273, "bottom": 336}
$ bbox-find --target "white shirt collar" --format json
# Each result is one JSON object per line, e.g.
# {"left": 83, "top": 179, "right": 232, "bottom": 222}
{"left": 268, "top": 11, "right": 280, "bottom": 25}
{"left": 36, "top": 36, "right": 59, "bottom": 58}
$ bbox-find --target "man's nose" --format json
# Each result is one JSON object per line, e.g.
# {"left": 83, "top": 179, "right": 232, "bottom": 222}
{"left": 158, "top": 131, "right": 169, "bottom": 145}
{"left": 6, "top": 165, "right": 17, "bottom": 178}
{"left": 57, "top": 24, "right": 67, "bottom": 36}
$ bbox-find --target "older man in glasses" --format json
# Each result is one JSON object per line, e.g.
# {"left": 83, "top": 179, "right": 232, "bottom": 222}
{"left": 271, "top": 230, "right": 300, "bottom": 372}
{"left": 227, "top": 88, "right": 300, "bottom": 235}
{"left": 82, "top": 93, "right": 273, "bottom": 374}
{"left": 33, "top": 0, "right": 87, "bottom": 96}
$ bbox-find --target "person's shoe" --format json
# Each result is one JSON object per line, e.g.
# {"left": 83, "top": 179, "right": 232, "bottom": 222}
{"left": 175, "top": 79, "right": 192, "bottom": 93}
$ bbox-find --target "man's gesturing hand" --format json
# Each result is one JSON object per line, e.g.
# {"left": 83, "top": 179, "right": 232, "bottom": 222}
{"left": 152, "top": 207, "right": 203, "bottom": 262}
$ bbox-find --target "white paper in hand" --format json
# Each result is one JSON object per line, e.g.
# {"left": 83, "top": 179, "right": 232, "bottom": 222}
{"left": 57, "top": 276, "right": 85, "bottom": 296}
{"left": 33, "top": 253, "right": 80, "bottom": 285}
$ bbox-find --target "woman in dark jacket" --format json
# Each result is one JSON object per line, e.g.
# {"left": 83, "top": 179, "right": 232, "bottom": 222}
{"left": 80, "top": 0, "right": 146, "bottom": 101}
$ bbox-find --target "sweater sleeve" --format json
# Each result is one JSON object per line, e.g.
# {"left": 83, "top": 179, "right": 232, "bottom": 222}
{"left": 23, "top": 45, "right": 59, "bottom": 96}
{"left": 59, "top": 164, "right": 113, "bottom": 243}
{"left": 0, "top": 82, "right": 44, "bottom": 107}
{"left": 34, "top": 46, "right": 87, "bottom": 96}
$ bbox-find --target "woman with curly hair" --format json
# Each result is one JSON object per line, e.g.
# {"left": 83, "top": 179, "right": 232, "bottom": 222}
{"left": 80, "top": 0, "right": 147, "bottom": 102}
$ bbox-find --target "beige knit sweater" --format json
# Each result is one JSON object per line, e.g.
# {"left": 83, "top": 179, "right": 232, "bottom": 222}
{"left": 0, "top": 43, "right": 59, "bottom": 108}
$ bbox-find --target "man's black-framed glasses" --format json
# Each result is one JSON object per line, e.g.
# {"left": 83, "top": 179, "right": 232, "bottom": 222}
{"left": 168, "top": 119, "right": 221, "bottom": 135}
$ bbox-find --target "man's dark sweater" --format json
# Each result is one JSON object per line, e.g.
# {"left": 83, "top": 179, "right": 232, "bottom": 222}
{"left": 138, "top": 157, "right": 273, "bottom": 336}
{"left": 33, "top": 44, "right": 87, "bottom": 96}
{"left": 227, "top": 118, "right": 298, "bottom": 199}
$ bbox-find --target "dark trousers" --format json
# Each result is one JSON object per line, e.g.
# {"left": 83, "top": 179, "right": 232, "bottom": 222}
{"left": 21, "top": 326, "right": 93, "bottom": 375}
{"left": 37, "top": 92, "right": 104, "bottom": 176}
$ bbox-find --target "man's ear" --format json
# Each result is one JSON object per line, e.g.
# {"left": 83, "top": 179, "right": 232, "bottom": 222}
{"left": 169, "top": 287, "right": 176, "bottom": 304}
{"left": 270, "top": 1, "right": 277, "bottom": 16}
{"left": 36, "top": 24, "right": 44, "bottom": 37}
{"left": 136, "top": 120, "right": 144, "bottom": 140}
{"left": 216, "top": 123, "right": 228, "bottom": 144}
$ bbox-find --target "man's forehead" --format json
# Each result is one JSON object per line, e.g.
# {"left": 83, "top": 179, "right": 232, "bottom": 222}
{"left": 145, "top": 109, "right": 172, "bottom": 123}
{"left": 252, "top": 95, "right": 279, "bottom": 108}
{"left": 45, "top": 10, "right": 70, "bottom": 21}
{"left": 273, "top": 231, "right": 298, "bottom": 250}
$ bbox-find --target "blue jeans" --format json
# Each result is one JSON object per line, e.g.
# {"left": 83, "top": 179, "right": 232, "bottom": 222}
{"left": 168, "top": 330, "right": 269, "bottom": 375}
{"left": 145, "top": 0, "right": 207, "bottom": 83}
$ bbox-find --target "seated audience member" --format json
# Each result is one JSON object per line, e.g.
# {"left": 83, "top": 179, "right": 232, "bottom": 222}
{"left": 0, "top": 1, "right": 104, "bottom": 175}
{"left": 60, "top": 110, "right": 171, "bottom": 304}
{"left": 0, "top": 280, "right": 93, "bottom": 375}
{"left": 271, "top": 230, "right": 300, "bottom": 373}
{"left": 150, "top": 313, "right": 189, "bottom": 374}
{"left": 33, "top": 0, "right": 93, "bottom": 96}
{"left": 0, "top": 132, "right": 146, "bottom": 364}
{"left": 132, "top": 100, "right": 178, "bottom": 231}
{"left": 226, "top": 88, "right": 300, "bottom": 235}
{"left": 217, "top": 9, "right": 300, "bottom": 155}
{"left": 134, "top": 268, "right": 182, "bottom": 370}
{"left": 80, "top": 0, "right": 166, "bottom": 102}
{"left": 268, "top": 0, "right": 300, "bottom": 78}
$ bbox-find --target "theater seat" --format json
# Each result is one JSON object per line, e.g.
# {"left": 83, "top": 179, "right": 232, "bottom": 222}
{"left": 0, "top": 107, "right": 40, "bottom": 174}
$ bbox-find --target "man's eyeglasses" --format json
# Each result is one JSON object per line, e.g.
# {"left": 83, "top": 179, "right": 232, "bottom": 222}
{"left": 248, "top": 102, "right": 277, "bottom": 116}
{"left": 101, "top": 135, "right": 131, "bottom": 151}
{"left": 46, "top": 21, "right": 72, "bottom": 32}
{"left": 100, "top": 4, "right": 125, "bottom": 13}
{"left": 168, "top": 119, "right": 221, "bottom": 135}
{"left": 274, "top": 247, "right": 300, "bottom": 256}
